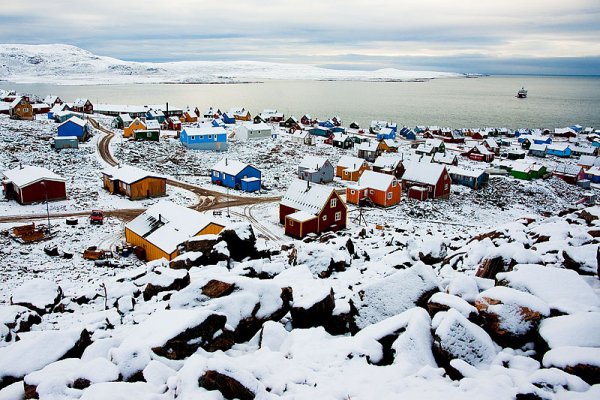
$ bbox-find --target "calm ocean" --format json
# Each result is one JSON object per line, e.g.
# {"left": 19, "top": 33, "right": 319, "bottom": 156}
{"left": 5, "top": 75, "right": 600, "bottom": 129}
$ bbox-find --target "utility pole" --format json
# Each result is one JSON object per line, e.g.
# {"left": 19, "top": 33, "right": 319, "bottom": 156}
{"left": 41, "top": 181, "right": 51, "bottom": 232}
{"left": 227, "top": 186, "right": 230, "bottom": 218}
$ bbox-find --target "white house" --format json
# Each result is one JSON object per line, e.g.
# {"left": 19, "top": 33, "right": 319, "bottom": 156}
{"left": 236, "top": 122, "right": 273, "bottom": 141}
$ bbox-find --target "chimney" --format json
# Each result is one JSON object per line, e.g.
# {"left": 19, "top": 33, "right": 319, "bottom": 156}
{"left": 19, "top": 163, "right": 23, "bottom": 169}
{"left": 158, "top": 214, "right": 162, "bottom": 223}
{"left": 306, "top": 179, "right": 310, "bottom": 191}
{"left": 166, "top": 102, "right": 169, "bottom": 115}
{"left": 225, "top": 158, "right": 228, "bottom": 166}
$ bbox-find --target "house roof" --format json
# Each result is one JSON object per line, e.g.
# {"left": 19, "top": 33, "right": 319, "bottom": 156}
{"left": 578, "top": 155, "right": 600, "bottom": 167}
{"left": 448, "top": 167, "right": 486, "bottom": 178}
{"left": 554, "top": 164, "right": 582, "bottom": 176}
{"left": 358, "top": 170, "right": 396, "bottom": 191}
{"left": 337, "top": 155, "right": 366, "bottom": 170}
{"left": 241, "top": 122, "right": 272, "bottom": 131}
{"left": 485, "top": 138, "right": 499, "bottom": 148}
{"left": 9, "top": 96, "right": 25, "bottom": 108}
{"left": 102, "top": 165, "right": 166, "bottom": 185}
{"left": 3, "top": 165, "right": 65, "bottom": 188}
{"left": 59, "top": 116, "right": 87, "bottom": 128}
{"left": 402, "top": 162, "right": 446, "bottom": 185}
{"left": 43, "top": 95, "right": 60, "bottom": 104}
{"left": 299, "top": 156, "right": 329, "bottom": 170}
{"left": 169, "top": 116, "right": 182, "bottom": 123}
{"left": 432, "top": 153, "right": 456, "bottom": 164}
{"left": 145, "top": 120, "right": 160, "bottom": 130}
{"left": 281, "top": 180, "right": 336, "bottom": 215}
{"left": 548, "top": 143, "right": 571, "bottom": 151}
{"left": 425, "top": 139, "right": 443, "bottom": 148}
{"left": 373, "top": 155, "right": 402, "bottom": 169}
{"left": 125, "top": 201, "right": 224, "bottom": 255}
{"left": 358, "top": 141, "right": 379, "bottom": 152}
{"left": 286, "top": 210, "right": 318, "bottom": 223}
{"left": 378, "top": 127, "right": 394, "bottom": 136}
{"left": 382, "top": 139, "right": 397, "bottom": 147}
{"left": 182, "top": 126, "right": 226, "bottom": 137}
{"left": 212, "top": 158, "right": 255, "bottom": 176}
{"left": 586, "top": 166, "right": 600, "bottom": 176}
{"left": 73, "top": 98, "right": 90, "bottom": 107}
{"left": 570, "top": 146, "right": 595, "bottom": 155}
{"left": 529, "top": 143, "right": 547, "bottom": 152}
{"left": 119, "top": 113, "right": 133, "bottom": 123}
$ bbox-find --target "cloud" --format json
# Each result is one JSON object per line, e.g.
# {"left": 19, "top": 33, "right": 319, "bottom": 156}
{"left": 1, "top": 0, "right": 599, "bottom": 74}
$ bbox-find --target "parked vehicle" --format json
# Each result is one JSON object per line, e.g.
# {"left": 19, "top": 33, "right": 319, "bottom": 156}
{"left": 90, "top": 210, "right": 104, "bottom": 225}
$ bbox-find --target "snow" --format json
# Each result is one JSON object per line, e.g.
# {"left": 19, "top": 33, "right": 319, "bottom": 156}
{"left": 286, "top": 210, "right": 316, "bottom": 223}
{"left": 477, "top": 286, "right": 550, "bottom": 316}
{"left": 539, "top": 313, "right": 600, "bottom": 349}
{"left": 429, "top": 292, "right": 478, "bottom": 317}
{"left": 337, "top": 155, "right": 366, "bottom": 170}
{"left": 59, "top": 116, "right": 86, "bottom": 128}
{"left": 298, "top": 155, "right": 329, "bottom": 170}
{"left": 357, "top": 170, "right": 395, "bottom": 191}
{"left": 402, "top": 161, "right": 446, "bottom": 185}
{"left": 280, "top": 179, "right": 334, "bottom": 215}
{"left": 446, "top": 275, "right": 480, "bottom": 303}
{"left": 543, "top": 346, "right": 600, "bottom": 369}
{"left": 211, "top": 158, "right": 251, "bottom": 176}
{"left": 496, "top": 265, "right": 600, "bottom": 312}
{"left": 10, "top": 279, "right": 61, "bottom": 313}
{"left": 80, "top": 382, "right": 169, "bottom": 400}
{"left": 181, "top": 126, "right": 226, "bottom": 137}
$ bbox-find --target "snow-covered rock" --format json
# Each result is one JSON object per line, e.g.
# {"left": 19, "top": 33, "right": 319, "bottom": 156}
{"left": 539, "top": 313, "right": 600, "bottom": 349}
{"left": 428, "top": 292, "right": 478, "bottom": 319}
{"left": 496, "top": 264, "right": 600, "bottom": 314}
{"left": 432, "top": 309, "right": 497, "bottom": 374}
{"left": 354, "top": 263, "right": 441, "bottom": 329}
{"left": 79, "top": 382, "right": 169, "bottom": 400}
{"left": 0, "top": 328, "right": 90, "bottom": 389}
{"left": 475, "top": 286, "right": 549, "bottom": 346}
{"left": 446, "top": 275, "right": 480, "bottom": 303}
{"left": 0, "top": 306, "right": 40, "bottom": 337}
{"left": 543, "top": 346, "right": 600, "bottom": 385}
{"left": 10, "top": 279, "right": 63, "bottom": 315}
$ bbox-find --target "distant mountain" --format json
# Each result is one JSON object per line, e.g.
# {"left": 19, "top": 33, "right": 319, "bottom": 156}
{"left": 0, "top": 44, "right": 462, "bottom": 85}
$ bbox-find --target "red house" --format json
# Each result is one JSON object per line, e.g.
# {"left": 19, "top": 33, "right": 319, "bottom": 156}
{"left": 463, "top": 144, "right": 495, "bottom": 162}
{"left": 346, "top": 170, "right": 401, "bottom": 207}
{"left": 72, "top": 98, "right": 93, "bottom": 114}
{"left": 165, "top": 116, "right": 182, "bottom": 131}
{"left": 401, "top": 162, "right": 451, "bottom": 200}
{"left": 553, "top": 164, "right": 585, "bottom": 185}
{"left": 279, "top": 180, "right": 347, "bottom": 239}
{"left": 2, "top": 165, "right": 67, "bottom": 204}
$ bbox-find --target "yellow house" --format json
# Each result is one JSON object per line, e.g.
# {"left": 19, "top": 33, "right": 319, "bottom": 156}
{"left": 125, "top": 201, "right": 225, "bottom": 261}
{"left": 123, "top": 117, "right": 147, "bottom": 138}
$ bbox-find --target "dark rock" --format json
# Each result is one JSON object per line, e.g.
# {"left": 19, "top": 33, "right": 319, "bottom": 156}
{"left": 475, "top": 256, "right": 506, "bottom": 280}
{"left": 291, "top": 289, "right": 335, "bottom": 329}
{"left": 10, "top": 279, "right": 63, "bottom": 315}
{"left": 233, "top": 287, "right": 292, "bottom": 342}
{"left": 323, "top": 300, "right": 358, "bottom": 335}
{"left": 345, "top": 238, "right": 355, "bottom": 255}
{"left": 563, "top": 364, "right": 600, "bottom": 385}
{"left": 142, "top": 269, "right": 191, "bottom": 301}
{"left": 199, "top": 370, "right": 255, "bottom": 400}
{"left": 219, "top": 223, "right": 259, "bottom": 262}
{"left": 202, "top": 280, "right": 236, "bottom": 298}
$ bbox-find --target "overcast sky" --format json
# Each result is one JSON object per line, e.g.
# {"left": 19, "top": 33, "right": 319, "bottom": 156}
{"left": 1, "top": 0, "right": 599, "bottom": 75}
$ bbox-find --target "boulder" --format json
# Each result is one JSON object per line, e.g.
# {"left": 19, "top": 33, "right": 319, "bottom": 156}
{"left": 116, "top": 310, "right": 228, "bottom": 360}
{"left": 0, "top": 328, "right": 91, "bottom": 390}
{"left": 539, "top": 313, "right": 600, "bottom": 349}
{"left": 432, "top": 309, "right": 497, "bottom": 379}
{"left": 199, "top": 370, "right": 255, "bottom": 400}
{"left": 446, "top": 275, "right": 480, "bottom": 303}
{"left": 291, "top": 288, "right": 335, "bottom": 329}
{"left": 0, "top": 305, "right": 41, "bottom": 334}
{"left": 354, "top": 263, "right": 440, "bottom": 329}
{"left": 202, "top": 280, "right": 236, "bottom": 298}
{"left": 10, "top": 279, "right": 63, "bottom": 315}
{"left": 139, "top": 268, "right": 191, "bottom": 301}
{"left": 427, "top": 293, "right": 478, "bottom": 320}
{"left": 475, "top": 286, "right": 549, "bottom": 347}
{"left": 171, "top": 237, "right": 229, "bottom": 269}
{"left": 475, "top": 256, "right": 506, "bottom": 280}
{"left": 80, "top": 382, "right": 170, "bottom": 400}
{"left": 218, "top": 223, "right": 262, "bottom": 262}
{"left": 543, "top": 346, "right": 600, "bottom": 385}
{"left": 295, "top": 244, "right": 351, "bottom": 278}
{"left": 562, "top": 245, "right": 598, "bottom": 275}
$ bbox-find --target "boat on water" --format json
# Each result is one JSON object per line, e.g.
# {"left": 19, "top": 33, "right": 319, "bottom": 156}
{"left": 517, "top": 87, "right": 528, "bottom": 98}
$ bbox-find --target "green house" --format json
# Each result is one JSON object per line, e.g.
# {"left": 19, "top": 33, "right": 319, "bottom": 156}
{"left": 530, "top": 164, "right": 547, "bottom": 179}
{"left": 134, "top": 129, "right": 160, "bottom": 141}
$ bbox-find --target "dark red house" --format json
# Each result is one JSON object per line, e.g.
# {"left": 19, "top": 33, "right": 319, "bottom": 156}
{"left": 279, "top": 180, "right": 347, "bottom": 239}
{"left": 2, "top": 165, "right": 67, "bottom": 204}
{"left": 401, "top": 162, "right": 451, "bottom": 200}
{"left": 462, "top": 144, "right": 495, "bottom": 162}
{"left": 72, "top": 98, "right": 93, "bottom": 114}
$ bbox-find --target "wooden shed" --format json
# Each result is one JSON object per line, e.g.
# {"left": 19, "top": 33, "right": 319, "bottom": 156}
{"left": 102, "top": 165, "right": 167, "bottom": 200}
{"left": 2, "top": 165, "right": 67, "bottom": 204}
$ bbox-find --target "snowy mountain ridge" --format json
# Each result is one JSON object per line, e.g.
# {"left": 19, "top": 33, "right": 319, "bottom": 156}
{"left": 0, "top": 44, "right": 462, "bottom": 85}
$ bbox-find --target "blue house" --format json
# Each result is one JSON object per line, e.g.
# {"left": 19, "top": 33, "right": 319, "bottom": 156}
{"left": 211, "top": 158, "right": 261, "bottom": 192}
{"left": 546, "top": 143, "right": 572, "bottom": 157}
{"left": 309, "top": 127, "right": 331, "bottom": 137}
{"left": 585, "top": 167, "right": 600, "bottom": 183}
{"left": 318, "top": 120, "right": 335, "bottom": 129}
{"left": 222, "top": 113, "right": 236, "bottom": 124}
{"left": 377, "top": 127, "right": 396, "bottom": 141}
{"left": 57, "top": 116, "right": 89, "bottom": 142}
{"left": 448, "top": 167, "right": 489, "bottom": 189}
{"left": 331, "top": 126, "right": 346, "bottom": 134}
{"left": 145, "top": 109, "right": 166, "bottom": 123}
{"left": 180, "top": 127, "right": 228, "bottom": 151}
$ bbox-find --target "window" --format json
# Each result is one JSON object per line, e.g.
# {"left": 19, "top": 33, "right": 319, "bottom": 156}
{"left": 289, "top": 220, "right": 294, "bottom": 226}
{"left": 344, "top": 170, "right": 349, "bottom": 176}
{"left": 369, "top": 189, "right": 374, "bottom": 194}
{"left": 213, "top": 171, "right": 219, "bottom": 177}
{"left": 23, "top": 108, "right": 29, "bottom": 112}
{"left": 330, "top": 198, "right": 337, "bottom": 208}
{"left": 322, "top": 215, "right": 327, "bottom": 221}
{"left": 387, "top": 192, "right": 392, "bottom": 200}
{"left": 444, "top": 184, "right": 448, "bottom": 190}
{"left": 350, "top": 190, "right": 355, "bottom": 195}
{"left": 335, "top": 211, "right": 342, "bottom": 221}
{"left": 392, "top": 180, "right": 397, "bottom": 187}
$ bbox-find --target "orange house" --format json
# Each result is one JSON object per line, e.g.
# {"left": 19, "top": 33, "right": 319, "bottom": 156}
{"left": 336, "top": 155, "right": 369, "bottom": 182}
{"left": 180, "top": 111, "right": 198, "bottom": 123}
{"left": 346, "top": 170, "right": 401, "bottom": 207}
{"left": 229, "top": 107, "right": 251, "bottom": 121}
{"left": 9, "top": 97, "right": 33, "bottom": 121}
{"left": 123, "top": 118, "right": 147, "bottom": 138}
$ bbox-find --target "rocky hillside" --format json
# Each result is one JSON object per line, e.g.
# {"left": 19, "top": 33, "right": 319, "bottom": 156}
{"left": 0, "top": 44, "right": 461, "bottom": 85}
{"left": 0, "top": 205, "right": 599, "bottom": 399}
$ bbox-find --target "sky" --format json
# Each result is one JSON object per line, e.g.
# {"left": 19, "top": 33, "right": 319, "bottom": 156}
{"left": 1, "top": 0, "right": 599, "bottom": 75}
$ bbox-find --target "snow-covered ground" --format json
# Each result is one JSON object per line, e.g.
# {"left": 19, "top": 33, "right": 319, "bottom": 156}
{"left": 0, "top": 44, "right": 462, "bottom": 85}
{"left": 1, "top": 113, "right": 599, "bottom": 399}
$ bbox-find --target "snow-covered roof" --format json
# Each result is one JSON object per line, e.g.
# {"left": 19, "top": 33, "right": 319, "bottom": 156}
{"left": 182, "top": 126, "right": 226, "bottom": 137}
{"left": 358, "top": 141, "right": 379, "bottom": 152}
{"left": 484, "top": 138, "right": 499, "bottom": 148}
{"left": 358, "top": 170, "right": 396, "bottom": 191}
{"left": 169, "top": 116, "right": 181, "bottom": 123}
{"left": 3, "top": 165, "right": 65, "bottom": 188}
{"left": 554, "top": 127, "right": 575, "bottom": 135}
{"left": 425, "top": 139, "right": 443, "bottom": 148}
{"left": 229, "top": 107, "right": 248, "bottom": 116}
{"left": 58, "top": 116, "right": 86, "bottom": 128}
{"left": 570, "top": 145, "right": 594, "bottom": 155}
{"left": 578, "top": 155, "right": 600, "bottom": 167}
{"left": 9, "top": 96, "right": 24, "bottom": 108}
{"left": 119, "top": 113, "right": 133, "bottom": 122}
{"left": 212, "top": 158, "right": 253, "bottom": 176}
{"left": 281, "top": 180, "right": 336, "bottom": 215}
{"left": 126, "top": 201, "right": 224, "bottom": 255}
{"left": 585, "top": 166, "right": 600, "bottom": 176}
{"left": 432, "top": 153, "right": 456, "bottom": 163}
{"left": 73, "top": 98, "right": 90, "bottom": 107}
{"left": 553, "top": 164, "right": 582, "bottom": 176}
{"left": 287, "top": 210, "right": 318, "bottom": 223}
{"left": 145, "top": 120, "right": 160, "bottom": 130}
{"left": 379, "top": 127, "right": 393, "bottom": 136}
{"left": 382, "top": 139, "right": 396, "bottom": 147}
{"left": 337, "top": 155, "right": 366, "bottom": 169}
{"left": 448, "top": 167, "right": 487, "bottom": 178}
{"left": 475, "top": 144, "right": 493, "bottom": 155}
{"left": 529, "top": 143, "right": 547, "bottom": 152}
{"left": 241, "top": 122, "right": 272, "bottom": 131}
{"left": 548, "top": 143, "right": 571, "bottom": 151}
{"left": 402, "top": 162, "right": 446, "bottom": 185}
{"left": 373, "top": 155, "right": 402, "bottom": 169}
{"left": 299, "top": 155, "right": 329, "bottom": 170}
{"left": 102, "top": 165, "right": 165, "bottom": 185}
{"left": 43, "top": 95, "right": 59, "bottom": 104}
